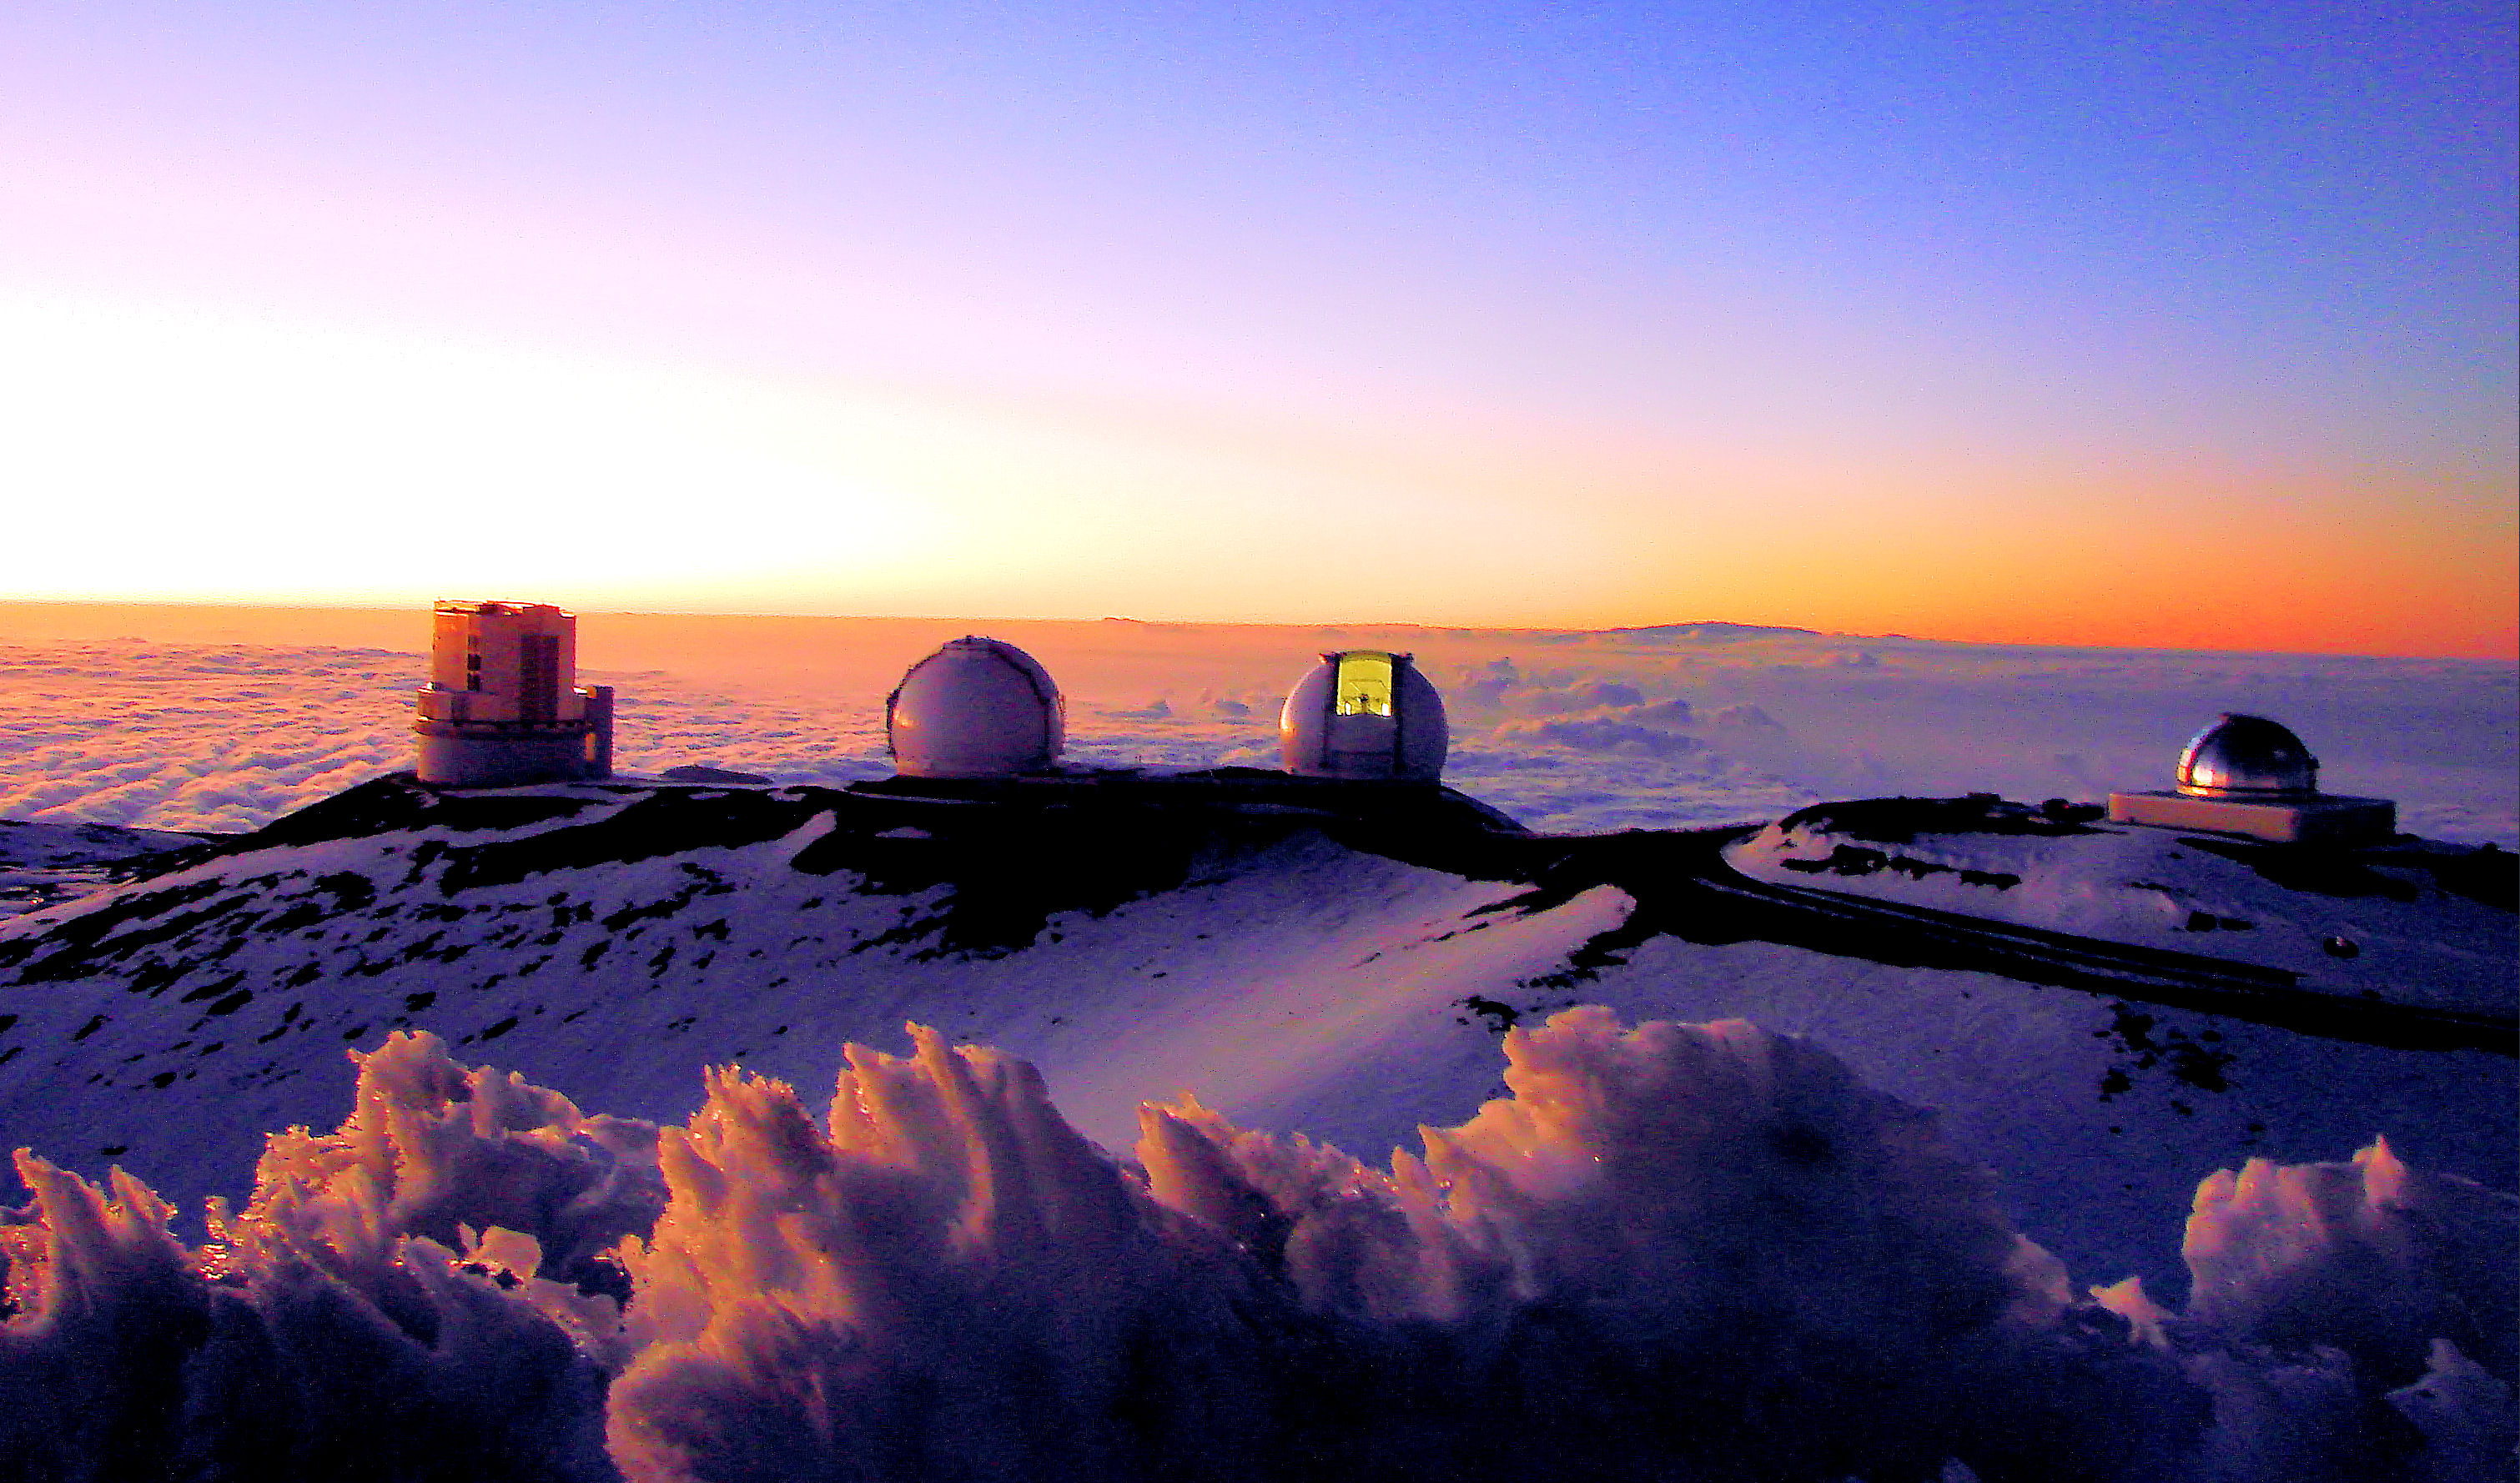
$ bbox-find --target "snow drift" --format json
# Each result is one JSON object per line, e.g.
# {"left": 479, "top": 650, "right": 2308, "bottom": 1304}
{"left": 3, "top": 1010, "right": 2512, "bottom": 1482}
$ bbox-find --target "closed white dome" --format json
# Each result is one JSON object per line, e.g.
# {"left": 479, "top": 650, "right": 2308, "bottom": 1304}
{"left": 887, "top": 637, "right": 1064, "bottom": 779}
{"left": 2176, "top": 713, "right": 2319, "bottom": 797}
{"left": 1280, "top": 651, "right": 1447, "bottom": 781}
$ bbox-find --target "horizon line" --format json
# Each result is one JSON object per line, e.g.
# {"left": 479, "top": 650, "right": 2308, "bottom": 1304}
{"left": 2, "top": 596, "right": 2512, "bottom": 666}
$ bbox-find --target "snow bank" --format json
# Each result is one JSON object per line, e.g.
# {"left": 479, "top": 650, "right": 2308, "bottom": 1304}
{"left": 0, "top": 1030, "right": 639, "bottom": 1480}
{"left": 2182, "top": 1137, "right": 2517, "bottom": 1387}
{"left": 1145, "top": 1006, "right": 2024, "bottom": 1344}
{"left": 3, "top": 1015, "right": 2511, "bottom": 1480}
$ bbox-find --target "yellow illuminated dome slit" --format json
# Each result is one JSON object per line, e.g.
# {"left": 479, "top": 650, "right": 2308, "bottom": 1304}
{"left": 1334, "top": 652, "right": 1395, "bottom": 716}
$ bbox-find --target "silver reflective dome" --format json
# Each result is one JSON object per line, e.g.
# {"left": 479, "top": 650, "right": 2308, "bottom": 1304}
{"left": 1280, "top": 651, "right": 1448, "bottom": 781}
{"left": 2175, "top": 713, "right": 2319, "bottom": 797}
{"left": 886, "top": 636, "right": 1064, "bottom": 778}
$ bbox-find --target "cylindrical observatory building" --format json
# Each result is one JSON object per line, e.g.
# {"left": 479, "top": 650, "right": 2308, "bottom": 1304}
{"left": 887, "top": 636, "right": 1066, "bottom": 778}
{"left": 1280, "top": 651, "right": 1448, "bottom": 782}
{"left": 413, "top": 601, "right": 615, "bottom": 787}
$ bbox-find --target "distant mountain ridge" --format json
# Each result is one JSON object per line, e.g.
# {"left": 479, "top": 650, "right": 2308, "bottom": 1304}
{"left": 1608, "top": 621, "right": 1823, "bottom": 640}
{"left": 1531, "top": 621, "right": 1823, "bottom": 645}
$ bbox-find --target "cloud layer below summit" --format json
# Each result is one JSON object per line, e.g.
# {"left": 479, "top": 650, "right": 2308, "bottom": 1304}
{"left": 2, "top": 610, "right": 2510, "bottom": 844}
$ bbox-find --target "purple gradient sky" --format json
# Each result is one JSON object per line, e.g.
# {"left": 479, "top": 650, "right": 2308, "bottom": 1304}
{"left": 1, "top": 3, "right": 2511, "bottom": 653}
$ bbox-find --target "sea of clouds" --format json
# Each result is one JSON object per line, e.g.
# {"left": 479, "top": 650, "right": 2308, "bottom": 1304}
{"left": 3, "top": 630, "right": 2510, "bottom": 844}
{"left": 3, "top": 1010, "right": 2509, "bottom": 1481}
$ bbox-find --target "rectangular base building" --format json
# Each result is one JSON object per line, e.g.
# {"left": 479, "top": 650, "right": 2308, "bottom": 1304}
{"left": 2105, "top": 791, "right": 2395, "bottom": 846}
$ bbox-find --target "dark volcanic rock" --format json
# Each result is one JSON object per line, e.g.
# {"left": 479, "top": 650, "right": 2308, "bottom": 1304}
{"left": 659, "top": 765, "right": 774, "bottom": 785}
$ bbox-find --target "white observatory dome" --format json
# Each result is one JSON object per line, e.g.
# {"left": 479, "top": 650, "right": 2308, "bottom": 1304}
{"left": 887, "top": 636, "right": 1065, "bottom": 779}
{"left": 1280, "top": 651, "right": 1447, "bottom": 782}
{"left": 2176, "top": 713, "right": 2319, "bottom": 798}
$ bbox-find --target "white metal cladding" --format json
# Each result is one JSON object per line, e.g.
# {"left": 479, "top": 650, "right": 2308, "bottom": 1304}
{"left": 886, "top": 636, "right": 1066, "bottom": 778}
{"left": 1280, "top": 651, "right": 1448, "bottom": 781}
{"left": 415, "top": 731, "right": 592, "bottom": 787}
{"left": 2176, "top": 713, "right": 2320, "bottom": 797}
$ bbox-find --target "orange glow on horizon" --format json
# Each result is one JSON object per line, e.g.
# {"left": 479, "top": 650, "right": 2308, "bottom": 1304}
{"left": 0, "top": 291, "right": 2507, "bottom": 661}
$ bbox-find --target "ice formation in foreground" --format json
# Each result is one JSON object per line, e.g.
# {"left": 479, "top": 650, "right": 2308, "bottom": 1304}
{"left": 2, "top": 1009, "right": 2510, "bottom": 1482}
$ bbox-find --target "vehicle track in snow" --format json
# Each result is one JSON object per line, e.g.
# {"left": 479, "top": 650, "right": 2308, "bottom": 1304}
{"left": 1477, "top": 824, "right": 2516, "bottom": 1058}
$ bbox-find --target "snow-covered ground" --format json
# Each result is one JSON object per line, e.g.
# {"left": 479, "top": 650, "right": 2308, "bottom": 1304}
{"left": 0, "top": 773, "right": 2507, "bottom": 1286}
{"left": 3, "top": 1013, "right": 2512, "bottom": 1482}
{"left": 1723, "top": 797, "right": 2513, "bottom": 1015}
{"left": 0, "top": 817, "right": 205, "bottom": 918}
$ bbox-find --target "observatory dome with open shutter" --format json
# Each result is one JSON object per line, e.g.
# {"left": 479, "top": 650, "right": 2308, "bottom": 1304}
{"left": 886, "top": 636, "right": 1065, "bottom": 778}
{"left": 1280, "top": 651, "right": 1447, "bottom": 782}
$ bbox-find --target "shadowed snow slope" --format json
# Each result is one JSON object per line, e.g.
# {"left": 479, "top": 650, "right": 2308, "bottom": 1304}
{"left": 2, "top": 1017, "right": 2512, "bottom": 1482}
{"left": 0, "top": 817, "right": 210, "bottom": 921}
{"left": 1724, "top": 797, "right": 2515, "bottom": 1013}
{"left": 0, "top": 775, "right": 2508, "bottom": 1302}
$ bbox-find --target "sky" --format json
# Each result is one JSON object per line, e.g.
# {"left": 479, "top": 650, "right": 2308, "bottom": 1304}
{"left": 0, "top": 2, "right": 2511, "bottom": 656}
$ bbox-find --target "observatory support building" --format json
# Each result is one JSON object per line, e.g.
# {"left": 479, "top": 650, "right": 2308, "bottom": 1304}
{"left": 413, "top": 601, "right": 615, "bottom": 787}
